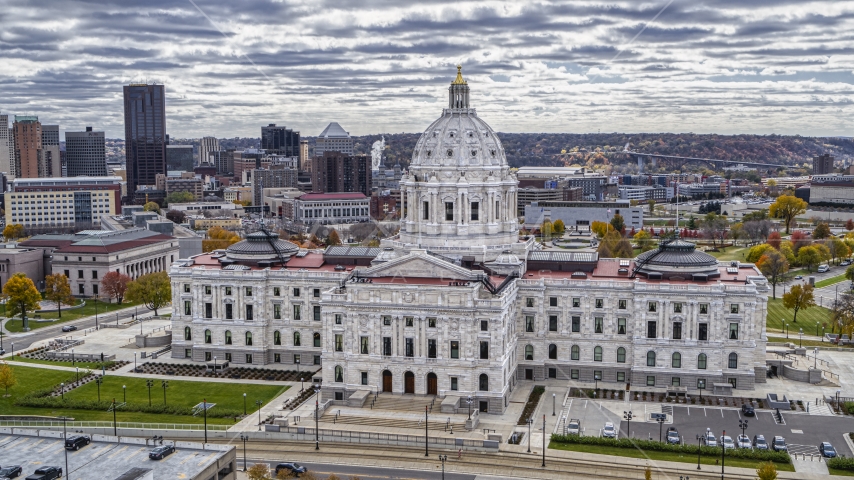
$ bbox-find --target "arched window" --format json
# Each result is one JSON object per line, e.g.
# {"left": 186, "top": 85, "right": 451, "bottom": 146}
{"left": 698, "top": 353, "right": 707, "bottom": 369}
{"left": 728, "top": 353, "right": 738, "bottom": 369}
{"left": 245, "top": 331, "right": 253, "bottom": 346}
{"left": 571, "top": 345, "right": 580, "bottom": 361}
{"left": 313, "top": 332, "right": 321, "bottom": 348}
{"left": 616, "top": 347, "right": 626, "bottom": 363}
{"left": 204, "top": 329, "right": 211, "bottom": 344}
{"left": 334, "top": 365, "right": 343, "bottom": 382}
{"left": 548, "top": 344, "right": 557, "bottom": 360}
{"left": 524, "top": 345, "right": 534, "bottom": 361}
{"left": 646, "top": 351, "right": 656, "bottom": 367}
{"left": 273, "top": 330, "right": 281, "bottom": 346}
{"left": 184, "top": 326, "right": 191, "bottom": 341}
{"left": 593, "top": 346, "right": 603, "bottom": 362}
{"left": 672, "top": 352, "right": 682, "bottom": 368}
{"left": 225, "top": 330, "right": 232, "bottom": 345}
{"left": 294, "top": 332, "right": 301, "bottom": 346}
{"left": 479, "top": 374, "right": 488, "bottom": 391}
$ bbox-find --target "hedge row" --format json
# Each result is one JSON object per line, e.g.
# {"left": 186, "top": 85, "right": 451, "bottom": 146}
{"left": 550, "top": 434, "right": 791, "bottom": 463}
{"left": 517, "top": 386, "right": 545, "bottom": 425}
{"left": 829, "top": 456, "right": 854, "bottom": 472}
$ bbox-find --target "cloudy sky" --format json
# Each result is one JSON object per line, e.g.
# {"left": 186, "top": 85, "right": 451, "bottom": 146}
{"left": 2, "top": 0, "right": 853, "bottom": 139}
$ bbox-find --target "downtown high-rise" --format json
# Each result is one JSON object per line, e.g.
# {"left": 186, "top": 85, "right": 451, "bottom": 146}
{"left": 261, "top": 124, "right": 299, "bottom": 157}
{"left": 65, "top": 127, "right": 108, "bottom": 177}
{"left": 124, "top": 84, "right": 166, "bottom": 197}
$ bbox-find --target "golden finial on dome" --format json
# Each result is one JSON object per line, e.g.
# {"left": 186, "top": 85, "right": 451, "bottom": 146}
{"left": 452, "top": 64, "right": 467, "bottom": 85}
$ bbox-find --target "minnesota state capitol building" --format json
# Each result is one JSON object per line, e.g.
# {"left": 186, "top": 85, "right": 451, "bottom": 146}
{"left": 171, "top": 67, "right": 769, "bottom": 414}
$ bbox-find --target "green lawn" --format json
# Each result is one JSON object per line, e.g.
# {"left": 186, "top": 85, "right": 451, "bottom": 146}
{"left": 549, "top": 442, "right": 795, "bottom": 472}
{"left": 4, "top": 300, "right": 142, "bottom": 332}
{"left": 709, "top": 246, "right": 749, "bottom": 262}
{"left": 767, "top": 336, "right": 847, "bottom": 348}
{"left": 829, "top": 468, "right": 854, "bottom": 477}
{"left": 0, "top": 365, "right": 287, "bottom": 425}
{"left": 766, "top": 298, "right": 832, "bottom": 334}
{"left": 9, "top": 356, "right": 116, "bottom": 370}
{"left": 816, "top": 274, "right": 849, "bottom": 289}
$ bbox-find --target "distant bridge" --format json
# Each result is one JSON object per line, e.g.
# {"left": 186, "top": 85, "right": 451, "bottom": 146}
{"left": 625, "top": 150, "right": 791, "bottom": 173}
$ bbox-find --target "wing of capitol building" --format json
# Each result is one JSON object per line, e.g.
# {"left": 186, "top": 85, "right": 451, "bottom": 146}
{"left": 170, "top": 67, "right": 770, "bottom": 414}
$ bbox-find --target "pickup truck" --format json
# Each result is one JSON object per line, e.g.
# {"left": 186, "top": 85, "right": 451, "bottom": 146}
{"left": 566, "top": 418, "right": 581, "bottom": 435}
{"left": 25, "top": 466, "right": 62, "bottom": 480}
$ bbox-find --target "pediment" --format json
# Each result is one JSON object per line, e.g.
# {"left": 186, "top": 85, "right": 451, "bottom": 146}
{"left": 358, "top": 251, "right": 477, "bottom": 281}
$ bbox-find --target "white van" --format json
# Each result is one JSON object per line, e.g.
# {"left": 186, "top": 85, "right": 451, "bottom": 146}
{"left": 818, "top": 265, "right": 830, "bottom": 273}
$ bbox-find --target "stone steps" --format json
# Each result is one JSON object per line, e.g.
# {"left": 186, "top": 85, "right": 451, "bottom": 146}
{"left": 322, "top": 414, "right": 467, "bottom": 431}
{"left": 370, "top": 394, "right": 438, "bottom": 412}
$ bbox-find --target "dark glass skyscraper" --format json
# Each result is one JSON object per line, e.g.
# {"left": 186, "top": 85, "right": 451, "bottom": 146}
{"left": 261, "top": 124, "right": 299, "bottom": 157}
{"left": 124, "top": 84, "right": 166, "bottom": 197}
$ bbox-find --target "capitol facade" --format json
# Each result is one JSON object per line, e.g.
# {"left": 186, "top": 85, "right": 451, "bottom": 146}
{"left": 170, "top": 67, "right": 768, "bottom": 414}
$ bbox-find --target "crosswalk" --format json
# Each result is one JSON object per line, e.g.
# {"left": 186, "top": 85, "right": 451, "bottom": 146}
{"left": 788, "top": 443, "right": 820, "bottom": 456}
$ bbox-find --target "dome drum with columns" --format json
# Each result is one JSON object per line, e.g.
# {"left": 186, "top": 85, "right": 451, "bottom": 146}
{"left": 395, "top": 66, "right": 524, "bottom": 261}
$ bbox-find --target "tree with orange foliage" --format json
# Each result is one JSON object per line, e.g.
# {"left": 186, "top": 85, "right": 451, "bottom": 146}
{"left": 767, "top": 231, "right": 782, "bottom": 250}
{"left": 202, "top": 227, "right": 241, "bottom": 252}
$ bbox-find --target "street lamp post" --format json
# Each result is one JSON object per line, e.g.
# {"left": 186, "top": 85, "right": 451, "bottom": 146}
{"left": 552, "top": 393, "right": 556, "bottom": 416}
{"left": 112, "top": 398, "right": 117, "bottom": 435}
{"left": 657, "top": 416, "right": 666, "bottom": 442}
{"left": 203, "top": 398, "right": 208, "bottom": 443}
{"left": 239, "top": 434, "right": 249, "bottom": 471}
{"left": 739, "top": 419, "right": 748, "bottom": 438}
{"left": 94, "top": 296, "right": 99, "bottom": 330}
{"left": 786, "top": 322, "right": 789, "bottom": 339}
{"left": 542, "top": 415, "right": 546, "bottom": 467}
{"left": 698, "top": 379, "right": 705, "bottom": 402}
{"left": 60, "top": 416, "right": 69, "bottom": 479}
{"left": 71, "top": 348, "right": 75, "bottom": 366}
{"left": 439, "top": 454, "right": 447, "bottom": 480}
{"left": 799, "top": 328, "right": 803, "bottom": 348}
{"left": 95, "top": 376, "right": 102, "bottom": 402}
{"left": 161, "top": 380, "right": 168, "bottom": 405}
{"left": 721, "top": 429, "right": 726, "bottom": 480}
{"left": 146, "top": 380, "right": 153, "bottom": 406}
{"left": 60, "top": 383, "right": 65, "bottom": 401}
{"left": 425, "top": 405, "right": 429, "bottom": 457}
{"left": 122, "top": 385, "right": 126, "bottom": 403}
{"left": 594, "top": 373, "right": 600, "bottom": 393}
{"left": 527, "top": 417, "right": 533, "bottom": 453}
{"left": 300, "top": 376, "right": 304, "bottom": 391}
{"left": 213, "top": 356, "right": 217, "bottom": 377}
{"left": 133, "top": 353, "right": 137, "bottom": 373}
{"left": 296, "top": 357, "right": 300, "bottom": 374}
{"left": 466, "top": 395, "right": 473, "bottom": 420}
{"left": 255, "top": 400, "right": 263, "bottom": 431}
{"left": 623, "top": 411, "right": 633, "bottom": 439}
{"left": 314, "top": 383, "right": 320, "bottom": 450}
{"left": 10, "top": 342, "right": 12, "bottom": 360}
{"left": 696, "top": 434, "right": 702, "bottom": 470}
{"left": 814, "top": 348, "right": 818, "bottom": 370}
{"left": 75, "top": 367, "right": 79, "bottom": 384}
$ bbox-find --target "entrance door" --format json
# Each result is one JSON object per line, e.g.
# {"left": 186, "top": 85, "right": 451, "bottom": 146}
{"left": 525, "top": 369, "right": 533, "bottom": 380}
{"left": 404, "top": 371, "right": 415, "bottom": 394}
{"left": 382, "top": 370, "right": 393, "bottom": 392}
{"left": 426, "top": 373, "right": 438, "bottom": 395}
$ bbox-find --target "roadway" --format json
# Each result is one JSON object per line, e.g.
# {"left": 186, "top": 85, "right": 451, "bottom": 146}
{"left": 254, "top": 461, "right": 477, "bottom": 480}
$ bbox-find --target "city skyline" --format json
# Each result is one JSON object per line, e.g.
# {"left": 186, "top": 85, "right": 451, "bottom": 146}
{"left": 0, "top": 1, "right": 853, "bottom": 139}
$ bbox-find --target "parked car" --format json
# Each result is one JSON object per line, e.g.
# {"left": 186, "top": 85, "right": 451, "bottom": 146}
{"left": 736, "top": 434, "right": 752, "bottom": 449}
{"left": 772, "top": 436, "right": 788, "bottom": 452}
{"left": 0, "top": 348, "right": 5, "bottom": 356}
{"left": 753, "top": 434, "right": 769, "bottom": 450}
{"left": 741, "top": 404, "right": 755, "bottom": 416}
{"left": 794, "top": 275, "right": 804, "bottom": 280}
{"left": 61, "top": 325, "right": 77, "bottom": 332}
{"left": 64, "top": 435, "right": 90, "bottom": 450}
{"left": 703, "top": 430, "right": 717, "bottom": 447}
{"left": 0, "top": 465, "right": 22, "bottom": 478}
{"left": 720, "top": 436, "right": 735, "bottom": 450}
{"left": 666, "top": 427, "right": 680, "bottom": 445}
{"left": 567, "top": 419, "right": 582, "bottom": 435}
{"left": 820, "top": 442, "right": 837, "bottom": 458}
{"left": 148, "top": 445, "right": 175, "bottom": 460}
{"left": 602, "top": 422, "right": 616, "bottom": 438}
{"left": 818, "top": 264, "right": 830, "bottom": 273}
{"left": 275, "top": 463, "right": 307, "bottom": 476}
{"left": 24, "top": 467, "right": 61, "bottom": 480}
{"left": 841, "top": 259, "right": 852, "bottom": 266}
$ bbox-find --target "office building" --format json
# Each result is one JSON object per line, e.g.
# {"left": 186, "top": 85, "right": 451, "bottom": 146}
{"left": 813, "top": 154, "right": 835, "bottom": 175}
{"left": 0, "top": 114, "right": 11, "bottom": 179}
{"left": 293, "top": 192, "right": 370, "bottom": 224}
{"left": 124, "top": 84, "right": 166, "bottom": 195}
{"left": 315, "top": 122, "right": 353, "bottom": 156}
{"left": 211, "top": 149, "right": 233, "bottom": 176}
{"left": 199, "top": 136, "right": 220, "bottom": 165}
{"left": 618, "top": 185, "right": 672, "bottom": 202}
{"left": 524, "top": 200, "right": 644, "bottom": 231}
{"left": 252, "top": 166, "right": 298, "bottom": 206}
{"left": 166, "top": 144, "right": 194, "bottom": 171}
{"left": 41, "top": 124, "right": 61, "bottom": 177}
{"left": 13, "top": 116, "right": 42, "bottom": 178}
{"left": 261, "top": 124, "right": 299, "bottom": 157}
{"left": 65, "top": 127, "right": 108, "bottom": 177}
{"left": 299, "top": 139, "right": 309, "bottom": 171}
{"left": 311, "top": 152, "right": 372, "bottom": 197}
{"left": 5, "top": 176, "right": 123, "bottom": 229}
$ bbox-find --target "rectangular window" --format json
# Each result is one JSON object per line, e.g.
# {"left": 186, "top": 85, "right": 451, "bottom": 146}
{"left": 405, "top": 317, "right": 414, "bottom": 327}
{"left": 571, "top": 316, "right": 580, "bottom": 333}
{"left": 526, "top": 298, "right": 534, "bottom": 308}
{"left": 335, "top": 334, "right": 343, "bottom": 352}
{"left": 335, "top": 314, "right": 342, "bottom": 325}
{"left": 428, "top": 317, "right": 437, "bottom": 328}
{"left": 246, "top": 354, "right": 253, "bottom": 364}
{"left": 673, "top": 303, "right": 683, "bottom": 313}
{"left": 205, "top": 303, "right": 212, "bottom": 319}
{"left": 245, "top": 287, "right": 252, "bottom": 296}
{"left": 445, "top": 202, "right": 454, "bottom": 221}
{"left": 225, "top": 304, "right": 233, "bottom": 320}
{"left": 550, "top": 297, "right": 558, "bottom": 307}
{"left": 450, "top": 341, "right": 459, "bottom": 359}
{"left": 617, "top": 318, "right": 626, "bottom": 335}
{"left": 549, "top": 316, "right": 558, "bottom": 332}
{"left": 65, "top": 270, "right": 70, "bottom": 278}
{"left": 77, "top": 270, "right": 83, "bottom": 279}
{"left": 405, "top": 338, "right": 414, "bottom": 357}
{"left": 672, "top": 377, "right": 681, "bottom": 387}
{"left": 313, "top": 288, "right": 320, "bottom": 298}
{"left": 617, "top": 372, "right": 625, "bottom": 382}
{"left": 226, "top": 353, "right": 232, "bottom": 362}
{"left": 184, "top": 301, "right": 191, "bottom": 316}
{"left": 360, "top": 336, "right": 369, "bottom": 354}
{"left": 313, "top": 305, "right": 321, "bottom": 321}
{"left": 572, "top": 298, "right": 581, "bottom": 308}
{"left": 673, "top": 322, "right": 682, "bottom": 340}
{"left": 699, "top": 303, "right": 709, "bottom": 315}
{"left": 92, "top": 270, "right": 98, "bottom": 279}
{"left": 479, "top": 341, "right": 489, "bottom": 360}
{"left": 382, "top": 337, "right": 392, "bottom": 356}
{"left": 729, "top": 323, "right": 739, "bottom": 340}
{"left": 618, "top": 299, "right": 627, "bottom": 309}
{"left": 646, "top": 376, "right": 655, "bottom": 387}
{"left": 728, "top": 378, "right": 737, "bottom": 389}
{"left": 273, "top": 287, "right": 280, "bottom": 296}
{"left": 571, "top": 369, "right": 579, "bottom": 380}
{"left": 595, "top": 299, "right": 603, "bottom": 309}
{"left": 648, "top": 302, "right": 657, "bottom": 312}
{"left": 549, "top": 368, "right": 556, "bottom": 379}
{"left": 273, "top": 304, "right": 281, "bottom": 319}
{"left": 423, "top": 201, "right": 429, "bottom": 220}
{"left": 185, "top": 349, "right": 192, "bottom": 359}
{"left": 293, "top": 288, "right": 300, "bottom": 297}
{"left": 699, "top": 323, "right": 708, "bottom": 341}
{"left": 294, "top": 305, "right": 301, "bottom": 320}
{"left": 361, "top": 372, "right": 368, "bottom": 385}
{"left": 451, "top": 377, "right": 458, "bottom": 391}
{"left": 274, "top": 353, "right": 281, "bottom": 363}
{"left": 647, "top": 321, "right": 657, "bottom": 339}
{"left": 525, "top": 316, "right": 534, "bottom": 332}
{"left": 470, "top": 202, "right": 479, "bottom": 221}
{"left": 383, "top": 315, "right": 391, "bottom": 326}
{"left": 428, "top": 339, "right": 437, "bottom": 358}
{"left": 480, "top": 320, "right": 488, "bottom": 331}
{"left": 293, "top": 354, "right": 301, "bottom": 365}
{"left": 594, "top": 317, "right": 603, "bottom": 334}
{"left": 225, "top": 286, "right": 232, "bottom": 296}
{"left": 245, "top": 305, "right": 253, "bottom": 320}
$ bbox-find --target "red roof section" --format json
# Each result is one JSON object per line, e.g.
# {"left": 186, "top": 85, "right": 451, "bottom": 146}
{"left": 297, "top": 192, "right": 367, "bottom": 201}
{"left": 54, "top": 235, "right": 175, "bottom": 254}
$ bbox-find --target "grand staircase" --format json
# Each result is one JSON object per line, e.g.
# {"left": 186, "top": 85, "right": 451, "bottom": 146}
{"left": 370, "top": 393, "right": 437, "bottom": 412}
{"left": 322, "top": 413, "right": 467, "bottom": 432}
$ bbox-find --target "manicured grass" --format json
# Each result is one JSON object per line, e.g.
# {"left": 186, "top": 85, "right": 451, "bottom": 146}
{"left": 829, "top": 468, "right": 854, "bottom": 477}
{"left": 816, "top": 274, "right": 848, "bottom": 288}
{"left": 549, "top": 442, "right": 795, "bottom": 471}
{"left": 709, "top": 246, "right": 749, "bottom": 262}
{"left": 766, "top": 336, "right": 848, "bottom": 348}
{"left": 9, "top": 356, "right": 116, "bottom": 370}
{"left": 766, "top": 298, "right": 832, "bottom": 334}
{"left": 66, "top": 375, "right": 288, "bottom": 414}
{"left": 4, "top": 300, "right": 142, "bottom": 332}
